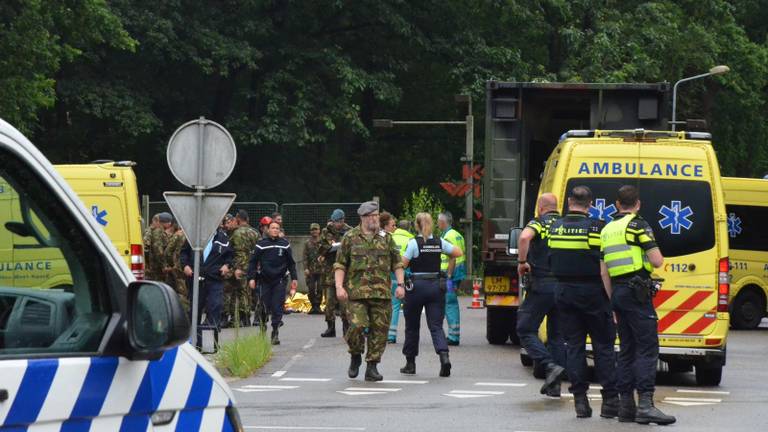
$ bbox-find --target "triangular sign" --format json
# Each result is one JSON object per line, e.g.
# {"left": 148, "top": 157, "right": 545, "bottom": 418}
{"left": 164, "top": 191, "right": 236, "bottom": 249}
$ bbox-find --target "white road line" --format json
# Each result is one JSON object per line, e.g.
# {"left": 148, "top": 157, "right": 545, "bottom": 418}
{"left": 443, "top": 393, "right": 496, "bottom": 399}
{"left": 272, "top": 371, "right": 287, "bottom": 378}
{"left": 302, "top": 338, "right": 317, "bottom": 350}
{"left": 676, "top": 389, "right": 730, "bottom": 395}
{"left": 344, "top": 387, "right": 401, "bottom": 392}
{"left": 664, "top": 397, "right": 722, "bottom": 403}
{"left": 243, "top": 385, "right": 299, "bottom": 389}
{"left": 475, "top": 382, "right": 527, "bottom": 387}
{"left": 245, "top": 427, "right": 365, "bottom": 431}
{"left": 281, "top": 354, "right": 304, "bottom": 371}
{"left": 376, "top": 380, "right": 428, "bottom": 384}
{"left": 337, "top": 391, "right": 388, "bottom": 396}
{"left": 449, "top": 390, "right": 505, "bottom": 395}
{"left": 663, "top": 400, "right": 718, "bottom": 407}
{"left": 280, "top": 377, "right": 333, "bottom": 382}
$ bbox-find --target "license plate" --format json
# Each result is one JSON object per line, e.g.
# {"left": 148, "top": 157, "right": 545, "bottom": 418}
{"left": 484, "top": 276, "right": 510, "bottom": 293}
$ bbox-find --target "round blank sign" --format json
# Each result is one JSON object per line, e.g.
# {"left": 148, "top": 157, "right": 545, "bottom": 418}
{"left": 167, "top": 118, "right": 236, "bottom": 189}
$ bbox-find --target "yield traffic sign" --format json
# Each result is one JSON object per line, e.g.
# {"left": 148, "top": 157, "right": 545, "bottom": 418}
{"left": 164, "top": 192, "right": 236, "bottom": 250}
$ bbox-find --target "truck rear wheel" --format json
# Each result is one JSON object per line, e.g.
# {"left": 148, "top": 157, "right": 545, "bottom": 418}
{"left": 695, "top": 364, "right": 723, "bottom": 386}
{"left": 731, "top": 288, "right": 765, "bottom": 329}
{"left": 487, "top": 307, "right": 510, "bottom": 344}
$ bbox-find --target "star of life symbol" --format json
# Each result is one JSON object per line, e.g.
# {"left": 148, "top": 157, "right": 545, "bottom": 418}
{"left": 727, "top": 213, "right": 742, "bottom": 238}
{"left": 589, "top": 198, "right": 617, "bottom": 222}
{"left": 91, "top": 205, "right": 108, "bottom": 226}
{"left": 658, "top": 200, "right": 693, "bottom": 235}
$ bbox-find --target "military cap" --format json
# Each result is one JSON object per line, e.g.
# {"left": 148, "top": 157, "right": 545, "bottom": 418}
{"left": 158, "top": 212, "right": 173, "bottom": 223}
{"left": 310, "top": 223, "right": 321, "bottom": 230}
{"left": 330, "top": 208, "right": 345, "bottom": 221}
{"left": 235, "top": 209, "right": 249, "bottom": 221}
{"left": 357, "top": 201, "right": 379, "bottom": 216}
{"left": 222, "top": 213, "right": 233, "bottom": 223}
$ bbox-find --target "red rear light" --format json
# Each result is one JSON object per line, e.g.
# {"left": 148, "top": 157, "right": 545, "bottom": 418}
{"left": 131, "top": 244, "right": 145, "bottom": 279}
{"left": 717, "top": 257, "right": 729, "bottom": 313}
{"left": 510, "top": 276, "right": 519, "bottom": 296}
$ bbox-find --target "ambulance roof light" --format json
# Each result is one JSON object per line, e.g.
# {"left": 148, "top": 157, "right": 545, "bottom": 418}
{"left": 684, "top": 132, "right": 712, "bottom": 141}
{"left": 560, "top": 130, "right": 595, "bottom": 142}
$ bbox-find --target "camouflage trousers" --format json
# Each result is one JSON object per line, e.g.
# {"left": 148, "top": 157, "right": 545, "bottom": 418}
{"left": 224, "top": 278, "right": 251, "bottom": 323}
{"left": 324, "top": 283, "right": 348, "bottom": 323}
{"left": 306, "top": 273, "right": 323, "bottom": 308}
{"left": 165, "top": 270, "right": 189, "bottom": 312}
{"left": 345, "top": 298, "right": 392, "bottom": 363}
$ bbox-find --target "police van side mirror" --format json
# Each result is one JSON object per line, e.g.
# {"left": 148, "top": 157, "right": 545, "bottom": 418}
{"left": 507, "top": 227, "right": 524, "bottom": 256}
{"left": 127, "top": 280, "right": 190, "bottom": 360}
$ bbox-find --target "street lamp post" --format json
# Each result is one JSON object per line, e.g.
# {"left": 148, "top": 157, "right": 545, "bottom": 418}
{"left": 671, "top": 65, "right": 730, "bottom": 131}
{"left": 374, "top": 95, "right": 475, "bottom": 280}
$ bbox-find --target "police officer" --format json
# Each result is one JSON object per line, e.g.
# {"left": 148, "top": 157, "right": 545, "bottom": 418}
{"left": 334, "top": 201, "right": 405, "bottom": 381}
{"left": 601, "top": 185, "right": 675, "bottom": 425}
{"left": 400, "top": 212, "right": 463, "bottom": 377}
{"left": 180, "top": 227, "right": 233, "bottom": 329}
{"left": 548, "top": 186, "right": 618, "bottom": 419}
{"left": 516, "top": 193, "right": 565, "bottom": 397}
{"left": 438, "top": 211, "right": 465, "bottom": 345}
{"left": 382, "top": 214, "right": 413, "bottom": 343}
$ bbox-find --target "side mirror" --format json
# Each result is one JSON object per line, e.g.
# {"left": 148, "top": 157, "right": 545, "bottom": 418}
{"left": 507, "top": 227, "right": 524, "bottom": 256}
{"left": 127, "top": 280, "right": 190, "bottom": 360}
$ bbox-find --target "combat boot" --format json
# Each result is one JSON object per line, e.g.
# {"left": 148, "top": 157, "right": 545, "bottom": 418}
{"left": 636, "top": 392, "right": 676, "bottom": 425}
{"left": 400, "top": 356, "right": 416, "bottom": 375}
{"left": 618, "top": 392, "right": 637, "bottom": 423}
{"left": 270, "top": 328, "right": 280, "bottom": 345}
{"left": 600, "top": 394, "right": 619, "bottom": 419}
{"left": 439, "top": 351, "right": 451, "bottom": 377}
{"left": 365, "top": 362, "right": 383, "bottom": 381}
{"left": 348, "top": 354, "right": 362, "bottom": 378}
{"left": 574, "top": 393, "right": 592, "bottom": 418}
{"left": 320, "top": 321, "right": 336, "bottom": 337}
{"left": 539, "top": 363, "right": 564, "bottom": 396}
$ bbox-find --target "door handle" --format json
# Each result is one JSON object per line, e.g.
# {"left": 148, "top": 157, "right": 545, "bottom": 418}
{"left": 0, "top": 389, "right": 8, "bottom": 402}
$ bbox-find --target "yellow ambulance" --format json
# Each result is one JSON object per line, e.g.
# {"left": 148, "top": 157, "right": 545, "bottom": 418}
{"left": 55, "top": 161, "right": 145, "bottom": 279}
{"left": 721, "top": 176, "right": 768, "bottom": 329}
{"left": 538, "top": 129, "right": 730, "bottom": 385}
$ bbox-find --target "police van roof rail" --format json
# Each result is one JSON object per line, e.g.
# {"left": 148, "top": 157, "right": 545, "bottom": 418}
{"left": 89, "top": 159, "right": 137, "bottom": 167}
{"left": 560, "top": 129, "right": 712, "bottom": 143}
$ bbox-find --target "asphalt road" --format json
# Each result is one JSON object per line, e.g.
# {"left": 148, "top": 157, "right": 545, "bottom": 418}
{"left": 226, "top": 298, "right": 768, "bottom": 432}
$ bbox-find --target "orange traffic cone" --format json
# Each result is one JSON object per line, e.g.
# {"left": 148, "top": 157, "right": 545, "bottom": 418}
{"left": 468, "top": 278, "right": 484, "bottom": 309}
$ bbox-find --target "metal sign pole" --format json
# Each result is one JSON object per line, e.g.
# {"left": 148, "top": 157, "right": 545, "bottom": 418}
{"left": 191, "top": 119, "right": 207, "bottom": 347}
{"left": 191, "top": 248, "right": 201, "bottom": 346}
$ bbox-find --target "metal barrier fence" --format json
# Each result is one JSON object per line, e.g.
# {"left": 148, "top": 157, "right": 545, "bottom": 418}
{"left": 144, "top": 200, "right": 279, "bottom": 229}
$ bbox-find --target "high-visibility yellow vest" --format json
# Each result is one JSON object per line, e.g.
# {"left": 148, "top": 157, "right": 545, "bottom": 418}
{"left": 392, "top": 228, "right": 413, "bottom": 257}
{"left": 601, "top": 214, "right": 652, "bottom": 277}
{"left": 440, "top": 228, "right": 466, "bottom": 271}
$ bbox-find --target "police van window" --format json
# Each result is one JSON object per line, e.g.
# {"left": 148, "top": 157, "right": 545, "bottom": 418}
{"left": 0, "top": 156, "right": 110, "bottom": 357}
{"left": 565, "top": 178, "right": 715, "bottom": 258}
{"left": 726, "top": 205, "right": 768, "bottom": 252}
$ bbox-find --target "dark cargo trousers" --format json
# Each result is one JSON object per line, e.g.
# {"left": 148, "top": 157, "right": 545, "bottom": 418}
{"left": 261, "top": 278, "right": 286, "bottom": 330}
{"left": 556, "top": 280, "right": 618, "bottom": 397}
{"left": 611, "top": 279, "right": 659, "bottom": 394}
{"left": 516, "top": 276, "right": 565, "bottom": 368}
{"left": 402, "top": 279, "right": 449, "bottom": 357}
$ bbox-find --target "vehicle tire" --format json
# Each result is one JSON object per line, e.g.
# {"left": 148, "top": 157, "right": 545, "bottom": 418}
{"left": 487, "top": 307, "right": 510, "bottom": 344}
{"left": 520, "top": 352, "right": 533, "bottom": 367}
{"left": 533, "top": 361, "right": 546, "bottom": 379}
{"left": 731, "top": 289, "right": 765, "bottom": 330}
{"left": 695, "top": 365, "right": 723, "bottom": 386}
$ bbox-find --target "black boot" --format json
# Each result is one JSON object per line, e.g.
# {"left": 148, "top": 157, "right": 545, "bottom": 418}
{"left": 270, "top": 328, "right": 280, "bottom": 345}
{"left": 540, "top": 363, "right": 564, "bottom": 397}
{"left": 574, "top": 393, "right": 592, "bottom": 418}
{"left": 636, "top": 392, "right": 676, "bottom": 425}
{"left": 342, "top": 320, "right": 350, "bottom": 337}
{"left": 320, "top": 321, "right": 336, "bottom": 337}
{"left": 365, "top": 362, "right": 383, "bottom": 381}
{"left": 348, "top": 354, "right": 362, "bottom": 378}
{"left": 600, "top": 394, "right": 619, "bottom": 419}
{"left": 400, "top": 356, "right": 416, "bottom": 375}
{"left": 439, "top": 351, "right": 451, "bottom": 377}
{"left": 619, "top": 392, "right": 637, "bottom": 423}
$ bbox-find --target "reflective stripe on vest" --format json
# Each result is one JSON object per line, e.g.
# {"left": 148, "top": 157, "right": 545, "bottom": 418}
{"left": 601, "top": 213, "right": 652, "bottom": 277}
{"left": 440, "top": 228, "right": 466, "bottom": 270}
{"left": 392, "top": 228, "right": 413, "bottom": 257}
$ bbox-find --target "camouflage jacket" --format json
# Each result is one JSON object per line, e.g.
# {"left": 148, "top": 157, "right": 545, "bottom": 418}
{"left": 144, "top": 226, "right": 169, "bottom": 276}
{"left": 164, "top": 229, "right": 186, "bottom": 273}
{"left": 333, "top": 226, "right": 403, "bottom": 300}
{"left": 231, "top": 224, "right": 260, "bottom": 271}
{"left": 303, "top": 237, "right": 323, "bottom": 274}
{"left": 318, "top": 223, "right": 352, "bottom": 267}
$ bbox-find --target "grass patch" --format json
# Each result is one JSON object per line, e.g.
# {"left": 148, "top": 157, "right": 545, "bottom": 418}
{"left": 215, "top": 333, "right": 273, "bottom": 378}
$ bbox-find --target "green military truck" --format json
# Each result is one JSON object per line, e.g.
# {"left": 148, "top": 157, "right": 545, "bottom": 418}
{"left": 481, "top": 81, "right": 671, "bottom": 345}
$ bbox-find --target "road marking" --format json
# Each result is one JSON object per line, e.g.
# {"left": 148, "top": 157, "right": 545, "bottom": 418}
{"left": 443, "top": 393, "right": 497, "bottom": 399}
{"left": 475, "top": 382, "right": 527, "bottom": 387}
{"left": 281, "top": 354, "right": 304, "bottom": 371}
{"left": 302, "top": 338, "right": 316, "bottom": 350}
{"left": 676, "top": 389, "right": 730, "bottom": 395}
{"left": 272, "top": 371, "right": 287, "bottom": 378}
{"left": 663, "top": 400, "right": 718, "bottom": 407}
{"left": 449, "top": 390, "right": 504, "bottom": 395}
{"left": 280, "top": 378, "right": 333, "bottom": 382}
{"left": 376, "top": 380, "right": 428, "bottom": 384}
{"left": 664, "top": 397, "right": 721, "bottom": 403}
{"left": 245, "top": 427, "right": 365, "bottom": 431}
{"left": 345, "top": 387, "right": 401, "bottom": 392}
{"left": 337, "top": 391, "right": 389, "bottom": 396}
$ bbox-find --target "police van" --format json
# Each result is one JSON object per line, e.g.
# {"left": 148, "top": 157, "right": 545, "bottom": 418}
{"left": 721, "top": 176, "right": 768, "bottom": 329}
{"left": 0, "top": 119, "right": 242, "bottom": 430}
{"left": 536, "top": 129, "right": 729, "bottom": 385}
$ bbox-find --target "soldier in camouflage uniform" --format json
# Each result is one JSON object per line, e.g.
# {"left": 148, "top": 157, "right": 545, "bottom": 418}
{"left": 143, "top": 214, "right": 160, "bottom": 279}
{"left": 334, "top": 201, "right": 405, "bottom": 381}
{"left": 220, "top": 214, "right": 237, "bottom": 327}
{"left": 230, "top": 210, "right": 260, "bottom": 326}
{"left": 303, "top": 223, "right": 324, "bottom": 314}
{"left": 144, "top": 212, "right": 172, "bottom": 281}
{"left": 319, "top": 209, "right": 353, "bottom": 337}
{"left": 164, "top": 224, "right": 189, "bottom": 310}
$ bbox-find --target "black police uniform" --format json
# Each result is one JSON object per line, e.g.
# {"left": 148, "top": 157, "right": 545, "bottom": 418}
{"left": 516, "top": 211, "right": 565, "bottom": 372}
{"left": 247, "top": 236, "right": 298, "bottom": 332}
{"left": 548, "top": 211, "right": 617, "bottom": 415}
{"left": 402, "top": 236, "right": 451, "bottom": 376}
{"left": 180, "top": 229, "right": 234, "bottom": 329}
